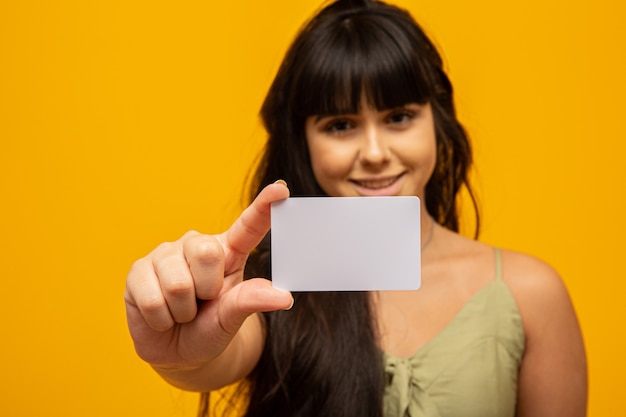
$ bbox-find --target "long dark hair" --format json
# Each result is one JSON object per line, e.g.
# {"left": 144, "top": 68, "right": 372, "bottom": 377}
{"left": 199, "top": 0, "right": 478, "bottom": 415}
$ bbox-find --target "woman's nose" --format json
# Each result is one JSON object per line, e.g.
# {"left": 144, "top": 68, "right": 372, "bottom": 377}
{"left": 359, "top": 125, "right": 391, "bottom": 166}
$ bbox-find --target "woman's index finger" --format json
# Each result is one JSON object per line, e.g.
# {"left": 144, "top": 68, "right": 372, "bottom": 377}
{"left": 220, "top": 181, "right": 289, "bottom": 259}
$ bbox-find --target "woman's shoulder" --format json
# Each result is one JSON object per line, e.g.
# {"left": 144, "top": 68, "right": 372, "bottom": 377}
{"left": 439, "top": 229, "right": 572, "bottom": 318}
{"left": 431, "top": 228, "right": 572, "bottom": 307}
{"left": 440, "top": 230, "right": 566, "bottom": 293}
{"left": 498, "top": 248, "right": 567, "bottom": 301}
{"left": 494, "top": 251, "right": 587, "bottom": 414}
{"left": 496, "top": 248, "right": 577, "bottom": 338}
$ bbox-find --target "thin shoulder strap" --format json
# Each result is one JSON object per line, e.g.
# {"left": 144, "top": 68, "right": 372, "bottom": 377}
{"left": 494, "top": 247, "right": 503, "bottom": 280}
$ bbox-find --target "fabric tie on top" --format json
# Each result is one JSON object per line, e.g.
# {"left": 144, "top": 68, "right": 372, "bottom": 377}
{"left": 384, "top": 356, "right": 442, "bottom": 417}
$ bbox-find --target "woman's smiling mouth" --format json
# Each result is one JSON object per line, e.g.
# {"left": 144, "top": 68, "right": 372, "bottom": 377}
{"left": 350, "top": 173, "right": 406, "bottom": 195}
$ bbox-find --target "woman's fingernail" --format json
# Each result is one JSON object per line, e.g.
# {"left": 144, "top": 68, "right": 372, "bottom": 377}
{"left": 284, "top": 297, "right": 294, "bottom": 311}
{"left": 274, "top": 179, "right": 287, "bottom": 187}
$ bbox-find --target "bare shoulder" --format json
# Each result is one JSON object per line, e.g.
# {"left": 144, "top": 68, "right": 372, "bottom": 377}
{"left": 500, "top": 249, "right": 565, "bottom": 292}
{"left": 498, "top": 249, "right": 588, "bottom": 417}
{"left": 498, "top": 249, "right": 580, "bottom": 342}
{"left": 498, "top": 249, "right": 573, "bottom": 326}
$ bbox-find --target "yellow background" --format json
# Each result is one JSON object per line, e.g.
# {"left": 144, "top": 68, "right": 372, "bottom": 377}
{"left": 1, "top": 0, "right": 623, "bottom": 415}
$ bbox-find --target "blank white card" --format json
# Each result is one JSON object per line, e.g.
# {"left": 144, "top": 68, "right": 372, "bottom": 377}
{"left": 270, "top": 196, "right": 422, "bottom": 291}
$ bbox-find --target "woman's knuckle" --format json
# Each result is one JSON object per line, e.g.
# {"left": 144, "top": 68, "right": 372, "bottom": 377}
{"left": 186, "top": 235, "right": 223, "bottom": 264}
{"left": 140, "top": 295, "right": 167, "bottom": 315}
{"left": 156, "top": 241, "right": 177, "bottom": 253}
{"left": 197, "top": 238, "right": 223, "bottom": 261}
{"left": 152, "top": 252, "right": 180, "bottom": 274}
{"left": 162, "top": 277, "right": 194, "bottom": 298}
{"left": 183, "top": 230, "right": 200, "bottom": 239}
{"left": 128, "top": 258, "right": 147, "bottom": 277}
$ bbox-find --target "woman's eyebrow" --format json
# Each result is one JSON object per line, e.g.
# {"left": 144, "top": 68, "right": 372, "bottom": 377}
{"left": 312, "top": 113, "right": 340, "bottom": 123}
{"left": 313, "top": 110, "right": 360, "bottom": 122}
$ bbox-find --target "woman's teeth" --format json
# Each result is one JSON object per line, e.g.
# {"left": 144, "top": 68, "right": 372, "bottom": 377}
{"left": 355, "top": 177, "right": 397, "bottom": 189}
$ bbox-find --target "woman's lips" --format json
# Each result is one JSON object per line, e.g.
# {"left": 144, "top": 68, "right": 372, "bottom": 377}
{"left": 350, "top": 173, "right": 405, "bottom": 195}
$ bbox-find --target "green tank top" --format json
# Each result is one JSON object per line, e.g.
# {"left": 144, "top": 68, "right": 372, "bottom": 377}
{"left": 383, "top": 248, "right": 525, "bottom": 417}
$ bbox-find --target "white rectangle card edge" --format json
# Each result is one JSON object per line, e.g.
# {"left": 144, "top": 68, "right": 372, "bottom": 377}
{"left": 270, "top": 196, "right": 422, "bottom": 292}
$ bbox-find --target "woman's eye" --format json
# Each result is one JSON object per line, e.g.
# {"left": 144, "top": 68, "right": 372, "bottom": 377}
{"left": 324, "top": 119, "right": 353, "bottom": 133}
{"left": 387, "top": 110, "right": 414, "bottom": 124}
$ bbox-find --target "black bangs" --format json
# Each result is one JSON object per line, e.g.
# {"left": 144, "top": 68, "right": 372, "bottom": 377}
{"left": 292, "top": 10, "right": 434, "bottom": 118}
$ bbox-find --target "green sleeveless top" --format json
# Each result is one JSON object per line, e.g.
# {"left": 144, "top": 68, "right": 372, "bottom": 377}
{"left": 383, "top": 249, "right": 525, "bottom": 417}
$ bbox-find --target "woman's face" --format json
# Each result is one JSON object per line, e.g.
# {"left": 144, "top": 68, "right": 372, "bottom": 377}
{"left": 305, "top": 100, "right": 437, "bottom": 199}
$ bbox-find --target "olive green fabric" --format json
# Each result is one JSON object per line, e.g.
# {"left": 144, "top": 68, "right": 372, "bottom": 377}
{"left": 383, "top": 248, "right": 525, "bottom": 417}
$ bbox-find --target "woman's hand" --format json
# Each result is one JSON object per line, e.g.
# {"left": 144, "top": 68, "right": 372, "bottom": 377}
{"left": 124, "top": 181, "right": 292, "bottom": 389}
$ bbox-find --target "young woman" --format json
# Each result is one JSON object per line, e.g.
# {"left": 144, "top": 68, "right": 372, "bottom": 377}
{"left": 124, "top": 1, "right": 587, "bottom": 416}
